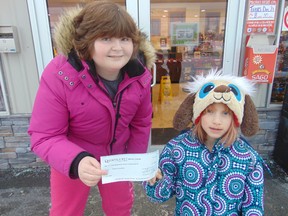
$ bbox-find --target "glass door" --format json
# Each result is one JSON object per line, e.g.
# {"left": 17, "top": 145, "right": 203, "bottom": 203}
{"left": 137, "top": 0, "right": 246, "bottom": 146}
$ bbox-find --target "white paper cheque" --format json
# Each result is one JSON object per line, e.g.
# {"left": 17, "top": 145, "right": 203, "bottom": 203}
{"left": 100, "top": 150, "right": 159, "bottom": 184}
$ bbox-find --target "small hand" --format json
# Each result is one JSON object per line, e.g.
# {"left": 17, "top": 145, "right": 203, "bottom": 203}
{"left": 148, "top": 168, "right": 163, "bottom": 186}
{"left": 78, "top": 156, "right": 107, "bottom": 187}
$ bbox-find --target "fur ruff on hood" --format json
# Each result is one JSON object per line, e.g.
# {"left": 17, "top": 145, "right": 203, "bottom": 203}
{"left": 53, "top": 7, "right": 156, "bottom": 69}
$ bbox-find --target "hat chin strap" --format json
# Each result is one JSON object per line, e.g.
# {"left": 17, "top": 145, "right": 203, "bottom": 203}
{"left": 233, "top": 113, "right": 240, "bottom": 127}
{"left": 194, "top": 112, "right": 203, "bottom": 125}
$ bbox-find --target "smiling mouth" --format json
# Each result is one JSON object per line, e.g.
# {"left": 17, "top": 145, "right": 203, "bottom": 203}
{"left": 209, "top": 127, "right": 222, "bottom": 131}
{"left": 109, "top": 55, "right": 123, "bottom": 58}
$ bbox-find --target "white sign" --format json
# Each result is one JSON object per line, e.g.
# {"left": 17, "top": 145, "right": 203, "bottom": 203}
{"left": 282, "top": 6, "right": 288, "bottom": 31}
{"left": 100, "top": 150, "right": 159, "bottom": 184}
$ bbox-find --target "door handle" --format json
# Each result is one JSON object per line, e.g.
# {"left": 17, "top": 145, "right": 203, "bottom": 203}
{"left": 151, "top": 62, "right": 156, "bottom": 87}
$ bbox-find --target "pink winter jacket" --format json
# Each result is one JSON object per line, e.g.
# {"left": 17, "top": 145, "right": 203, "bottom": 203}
{"left": 28, "top": 54, "right": 153, "bottom": 177}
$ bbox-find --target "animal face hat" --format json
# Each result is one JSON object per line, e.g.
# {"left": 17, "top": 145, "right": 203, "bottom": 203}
{"left": 173, "top": 71, "right": 259, "bottom": 137}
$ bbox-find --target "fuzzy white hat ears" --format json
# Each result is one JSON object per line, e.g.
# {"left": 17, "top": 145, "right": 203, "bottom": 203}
{"left": 186, "top": 69, "right": 257, "bottom": 96}
{"left": 173, "top": 69, "right": 259, "bottom": 136}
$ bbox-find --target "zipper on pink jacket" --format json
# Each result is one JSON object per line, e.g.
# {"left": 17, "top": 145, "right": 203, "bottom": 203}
{"left": 110, "top": 90, "right": 124, "bottom": 153}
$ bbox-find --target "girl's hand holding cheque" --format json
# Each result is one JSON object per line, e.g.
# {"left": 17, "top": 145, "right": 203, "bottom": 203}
{"left": 78, "top": 156, "right": 108, "bottom": 187}
{"left": 148, "top": 168, "right": 163, "bottom": 186}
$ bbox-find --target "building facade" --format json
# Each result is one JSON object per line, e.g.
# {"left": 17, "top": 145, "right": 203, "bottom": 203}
{"left": 0, "top": 0, "right": 286, "bottom": 169}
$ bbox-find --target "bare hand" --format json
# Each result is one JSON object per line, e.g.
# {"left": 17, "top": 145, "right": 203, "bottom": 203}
{"left": 148, "top": 168, "right": 163, "bottom": 186}
{"left": 78, "top": 156, "right": 107, "bottom": 187}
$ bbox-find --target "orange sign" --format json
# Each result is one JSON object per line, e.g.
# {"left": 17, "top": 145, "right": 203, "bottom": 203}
{"left": 243, "top": 46, "right": 278, "bottom": 83}
{"left": 245, "top": 0, "right": 278, "bottom": 34}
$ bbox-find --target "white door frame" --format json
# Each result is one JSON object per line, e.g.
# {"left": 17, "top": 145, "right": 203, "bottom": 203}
{"left": 222, "top": 0, "right": 246, "bottom": 75}
{"left": 126, "top": 0, "right": 139, "bottom": 27}
{"left": 27, "top": 0, "right": 54, "bottom": 78}
{"left": 0, "top": 58, "right": 10, "bottom": 115}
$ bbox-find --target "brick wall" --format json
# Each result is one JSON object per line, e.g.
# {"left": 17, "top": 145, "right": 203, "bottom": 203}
{"left": 245, "top": 108, "right": 282, "bottom": 160}
{"left": 0, "top": 109, "right": 282, "bottom": 170}
{"left": 0, "top": 115, "right": 45, "bottom": 170}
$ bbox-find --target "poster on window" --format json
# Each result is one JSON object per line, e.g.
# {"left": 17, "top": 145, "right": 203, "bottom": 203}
{"left": 245, "top": 0, "right": 278, "bottom": 34}
{"left": 160, "top": 38, "right": 167, "bottom": 48}
{"left": 171, "top": 23, "right": 199, "bottom": 46}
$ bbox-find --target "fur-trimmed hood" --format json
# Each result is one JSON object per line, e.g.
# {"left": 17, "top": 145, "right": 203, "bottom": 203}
{"left": 53, "top": 7, "right": 156, "bottom": 70}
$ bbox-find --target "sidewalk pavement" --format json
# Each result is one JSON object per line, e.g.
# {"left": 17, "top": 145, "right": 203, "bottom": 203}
{"left": 1, "top": 161, "right": 288, "bottom": 216}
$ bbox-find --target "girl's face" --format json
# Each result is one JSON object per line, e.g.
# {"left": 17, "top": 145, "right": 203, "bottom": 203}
{"left": 200, "top": 103, "right": 233, "bottom": 145}
{"left": 91, "top": 37, "right": 133, "bottom": 80}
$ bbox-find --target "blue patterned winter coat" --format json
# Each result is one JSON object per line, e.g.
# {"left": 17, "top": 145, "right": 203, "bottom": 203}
{"left": 143, "top": 131, "right": 264, "bottom": 216}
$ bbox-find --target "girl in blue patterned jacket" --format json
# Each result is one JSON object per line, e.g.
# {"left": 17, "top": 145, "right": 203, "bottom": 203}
{"left": 144, "top": 71, "right": 264, "bottom": 215}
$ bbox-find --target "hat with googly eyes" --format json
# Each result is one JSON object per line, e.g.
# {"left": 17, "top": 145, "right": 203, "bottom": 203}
{"left": 173, "top": 69, "right": 259, "bottom": 137}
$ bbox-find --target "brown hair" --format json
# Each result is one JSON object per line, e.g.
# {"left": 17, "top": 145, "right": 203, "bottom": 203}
{"left": 72, "top": 1, "right": 140, "bottom": 60}
{"left": 192, "top": 103, "right": 238, "bottom": 147}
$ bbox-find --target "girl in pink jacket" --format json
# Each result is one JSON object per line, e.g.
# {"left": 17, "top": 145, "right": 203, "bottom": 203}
{"left": 28, "top": 2, "right": 156, "bottom": 216}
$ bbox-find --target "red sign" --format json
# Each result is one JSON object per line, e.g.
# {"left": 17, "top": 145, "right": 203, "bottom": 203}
{"left": 245, "top": 0, "right": 278, "bottom": 34}
{"left": 243, "top": 46, "right": 278, "bottom": 83}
